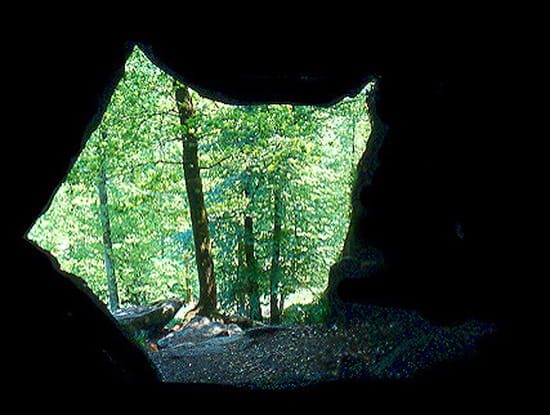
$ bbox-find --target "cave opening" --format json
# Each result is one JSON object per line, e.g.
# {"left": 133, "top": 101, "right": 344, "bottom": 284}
{"left": 26, "top": 45, "right": 372, "bottom": 326}
{"left": 21, "top": 43, "right": 500, "bottom": 389}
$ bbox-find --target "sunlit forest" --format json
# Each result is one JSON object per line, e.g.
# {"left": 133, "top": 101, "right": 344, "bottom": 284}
{"left": 25, "top": 47, "right": 498, "bottom": 388}
{"left": 28, "top": 47, "right": 372, "bottom": 324}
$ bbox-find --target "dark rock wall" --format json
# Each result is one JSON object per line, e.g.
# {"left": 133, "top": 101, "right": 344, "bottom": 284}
{"left": 333, "top": 72, "right": 479, "bottom": 323}
{"left": 336, "top": 70, "right": 511, "bottom": 325}
{"left": 12, "top": 34, "right": 520, "bottom": 389}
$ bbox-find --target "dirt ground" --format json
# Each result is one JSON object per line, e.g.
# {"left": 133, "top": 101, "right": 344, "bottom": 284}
{"left": 147, "top": 305, "right": 496, "bottom": 390}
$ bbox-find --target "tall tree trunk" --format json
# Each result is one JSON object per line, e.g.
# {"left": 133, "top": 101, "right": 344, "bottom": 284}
{"left": 174, "top": 83, "right": 217, "bottom": 316}
{"left": 244, "top": 213, "right": 262, "bottom": 321}
{"left": 270, "top": 187, "right": 283, "bottom": 324}
{"left": 236, "top": 229, "right": 246, "bottom": 314}
{"left": 97, "top": 169, "right": 119, "bottom": 312}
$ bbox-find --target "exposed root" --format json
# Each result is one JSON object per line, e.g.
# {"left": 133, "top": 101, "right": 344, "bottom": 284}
{"left": 181, "top": 305, "right": 225, "bottom": 325}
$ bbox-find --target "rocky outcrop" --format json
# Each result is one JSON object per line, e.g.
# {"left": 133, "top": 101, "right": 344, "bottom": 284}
{"left": 327, "top": 80, "right": 388, "bottom": 320}
{"left": 114, "top": 298, "right": 185, "bottom": 338}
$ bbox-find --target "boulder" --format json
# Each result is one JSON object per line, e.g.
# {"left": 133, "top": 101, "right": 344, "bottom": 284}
{"left": 114, "top": 298, "right": 185, "bottom": 338}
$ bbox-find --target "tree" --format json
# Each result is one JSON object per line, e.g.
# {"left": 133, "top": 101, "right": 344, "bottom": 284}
{"left": 243, "top": 212, "right": 262, "bottom": 320}
{"left": 97, "top": 166, "right": 119, "bottom": 312}
{"left": 269, "top": 183, "right": 283, "bottom": 324}
{"left": 27, "top": 46, "right": 373, "bottom": 324}
{"left": 174, "top": 82, "right": 217, "bottom": 317}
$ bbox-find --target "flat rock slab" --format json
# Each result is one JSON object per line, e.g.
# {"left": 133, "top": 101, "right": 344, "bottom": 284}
{"left": 114, "top": 298, "right": 185, "bottom": 336}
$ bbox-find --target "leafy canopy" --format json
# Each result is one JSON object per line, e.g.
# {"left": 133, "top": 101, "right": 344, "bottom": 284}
{"left": 27, "top": 47, "right": 372, "bottom": 320}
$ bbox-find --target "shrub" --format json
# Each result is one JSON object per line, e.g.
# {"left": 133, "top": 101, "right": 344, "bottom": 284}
{"left": 282, "top": 293, "right": 330, "bottom": 325}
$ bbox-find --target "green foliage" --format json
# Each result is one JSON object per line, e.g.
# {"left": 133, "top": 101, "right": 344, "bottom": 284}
{"left": 128, "top": 329, "right": 151, "bottom": 350}
{"left": 27, "top": 46, "right": 372, "bottom": 322}
{"left": 282, "top": 293, "right": 331, "bottom": 325}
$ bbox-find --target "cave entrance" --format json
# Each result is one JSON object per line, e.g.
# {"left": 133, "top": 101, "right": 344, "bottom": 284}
{"left": 26, "top": 45, "right": 372, "bottom": 329}
{"left": 24, "top": 46, "right": 498, "bottom": 388}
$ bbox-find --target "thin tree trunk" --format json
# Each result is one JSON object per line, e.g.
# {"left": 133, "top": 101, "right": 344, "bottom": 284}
{"left": 174, "top": 83, "right": 217, "bottom": 316}
{"left": 244, "top": 214, "right": 262, "bottom": 321}
{"left": 182, "top": 274, "right": 193, "bottom": 303}
{"left": 236, "top": 229, "right": 246, "bottom": 314}
{"left": 97, "top": 169, "right": 119, "bottom": 312}
{"left": 270, "top": 187, "right": 283, "bottom": 324}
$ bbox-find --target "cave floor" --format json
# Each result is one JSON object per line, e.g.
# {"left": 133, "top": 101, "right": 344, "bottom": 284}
{"left": 147, "top": 305, "right": 495, "bottom": 389}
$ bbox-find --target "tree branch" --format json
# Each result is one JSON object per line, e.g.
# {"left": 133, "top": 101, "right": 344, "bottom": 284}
{"left": 198, "top": 153, "right": 234, "bottom": 170}
{"left": 112, "top": 109, "right": 178, "bottom": 127}
{"left": 107, "top": 159, "right": 181, "bottom": 179}
{"left": 134, "top": 110, "right": 178, "bottom": 131}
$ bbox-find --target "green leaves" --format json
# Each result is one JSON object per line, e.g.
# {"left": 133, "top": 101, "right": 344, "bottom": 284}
{"left": 28, "top": 46, "right": 373, "bottom": 319}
